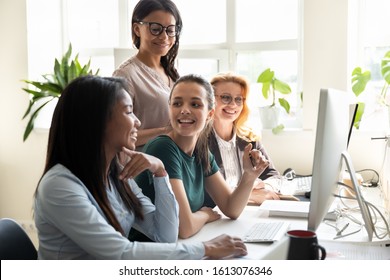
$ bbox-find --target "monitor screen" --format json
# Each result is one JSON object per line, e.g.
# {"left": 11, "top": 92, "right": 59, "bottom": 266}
{"left": 307, "top": 88, "right": 351, "bottom": 232}
{"left": 308, "top": 88, "right": 374, "bottom": 241}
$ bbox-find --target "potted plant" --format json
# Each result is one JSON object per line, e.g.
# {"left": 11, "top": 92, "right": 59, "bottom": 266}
{"left": 256, "top": 68, "right": 292, "bottom": 132}
{"left": 351, "top": 50, "right": 390, "bottom": 129}
{"left": 21, "top": 44, "right": 99, "bottom": 141}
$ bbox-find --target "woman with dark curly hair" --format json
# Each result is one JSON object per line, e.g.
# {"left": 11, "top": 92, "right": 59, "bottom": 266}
{"left": 113, "top": 0, "right": 183, "bottom": 150}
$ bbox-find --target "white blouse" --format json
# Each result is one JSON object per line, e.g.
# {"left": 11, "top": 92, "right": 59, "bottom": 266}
{"left": 214, "top": 130, "right": 242, "bottom": 189}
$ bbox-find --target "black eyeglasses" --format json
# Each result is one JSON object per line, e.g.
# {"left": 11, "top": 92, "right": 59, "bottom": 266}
{"left": 138, "top": 21, "right": 179, "bottom": 37}
{"left": 215, "top": 94, "right": 246, "bottom": 106}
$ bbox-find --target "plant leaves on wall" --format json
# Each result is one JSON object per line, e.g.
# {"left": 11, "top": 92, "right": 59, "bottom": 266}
{"left": 21, "top": 44, "right": 99, "bottom": 141}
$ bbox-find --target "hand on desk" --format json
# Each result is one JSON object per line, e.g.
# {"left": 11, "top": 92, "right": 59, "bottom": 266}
{"left": 248, "top": 188, "right": 281, "bottom": 206}
{"left": 199, "top": 206, "right": 222, "bottom": 223}
{"left": 202, "top": 234, "right": 247, "bottom": 259}
{"left": 253, "top": 178, "right": 265, "bottom": 189}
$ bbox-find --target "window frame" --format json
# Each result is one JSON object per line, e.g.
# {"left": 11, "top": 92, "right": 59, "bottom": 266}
{"left": 27, "top": 0, "right": 389, "bottom": 132}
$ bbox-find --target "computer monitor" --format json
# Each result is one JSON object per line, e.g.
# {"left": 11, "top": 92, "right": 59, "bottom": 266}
{"left": 307, "top": 88, "right": 373, "bottom": 241}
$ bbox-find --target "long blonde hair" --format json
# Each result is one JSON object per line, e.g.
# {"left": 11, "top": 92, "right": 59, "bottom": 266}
{"left": 210, "top": 72, "right": 260, "bottom": 142}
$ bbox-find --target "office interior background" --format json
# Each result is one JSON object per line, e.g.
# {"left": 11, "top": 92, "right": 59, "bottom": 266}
{"left": 1, "top": 0, "right": 389, "bottom": 246}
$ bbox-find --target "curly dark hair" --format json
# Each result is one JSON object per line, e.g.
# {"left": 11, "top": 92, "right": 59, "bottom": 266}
{"left": 132, "top": 0, "right": 182, "bottom": 82}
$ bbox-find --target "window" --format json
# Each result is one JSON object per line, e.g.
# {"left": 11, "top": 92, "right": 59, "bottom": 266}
{"left": 349, "top": 0, "right": 390, "bottom": 131}
{"left": 26, "top": 0, "right": 62, "bottom": 80}
{"left": 27, "top": 1, "right": 389, "bottom": 132}
{"left": 235, "top": 0, "right": 298, "bottom": 43}
{"left": 65, "top": 0, "right": 119, "bottom": 77}
{"left": 175, "top": 0, "right": 226, "bottom": 45}
{"left": 174, "top": 0, "right": 302, "bottom": 130}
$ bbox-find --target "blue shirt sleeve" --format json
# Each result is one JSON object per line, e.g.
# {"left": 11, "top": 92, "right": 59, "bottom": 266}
{"left": 34, "top": 164, "right": 205, "bottom": 260}
{"left": 130, "top": 176, "right": 179, "bottom": 243}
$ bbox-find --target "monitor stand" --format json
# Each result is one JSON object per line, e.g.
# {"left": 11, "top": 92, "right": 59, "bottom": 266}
{"left": 341, "top": 151, "right": 374, "bottom": 241}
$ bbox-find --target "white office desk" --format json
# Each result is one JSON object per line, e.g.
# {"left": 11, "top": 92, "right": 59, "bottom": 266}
{"left": 178, "top": 187, "right": 390, "bottom": 260}
{"left": 178, "top": 205, "right": 307, "bottom": 260}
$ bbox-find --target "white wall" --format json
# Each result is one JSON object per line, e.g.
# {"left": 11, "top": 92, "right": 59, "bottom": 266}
{"left": 0, "top": 0, "right": 47, "bottom": 246}
{"left": 0, "top": 0, "right": 388, "bottom": 248}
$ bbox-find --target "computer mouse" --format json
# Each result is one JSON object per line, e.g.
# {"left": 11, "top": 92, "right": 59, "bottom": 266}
{"left": 304, "top": 191, "right": 311, "bottom": 198}
{"left": 283, "top": 168, "right": 296, "bottom": 180}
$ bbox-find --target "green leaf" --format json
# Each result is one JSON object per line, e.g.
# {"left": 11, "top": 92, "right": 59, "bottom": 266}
{"left": 272, "top": 124, "right": 284, "bottom": 134}
{"left": 274, "top": 79, "right": 292, "bottom": 94}
{"left": 22, "top": 87, "right": 45, "bottom": 98}
{"left": 299, "top": 91, "right": 303, "bottom": 104}
{"left": 42, "top": 74, "right": 55, "bottom": 83}
{"left": 23, "top": 80, "right": 62, "bottom": 95}
{"left": 65, "top": 43, "right": 72, "bottom": 59}
{"left": 262, "top": 82, "right": 271, "bottom": 99}
{"left": 54, "top": 59, "right": 66, "bottom": 89}
{"left": 21, "top": 42, "right": 99, "bottom": 141}
{"left": 73, "top": 54, "right": 82, "bottom": 75}
{"left": 91, "top": 66, "right": 100, "bottom": 76}
{"left": 23, "top": 115, "right": 35, "bottom": 142}
{"left": 257, "top": 68, "right": 291, "bottom": 104}
{"left": 381, "top": 50, "right": 390, "bottom": 85}
{"left": 353, "top": 102, "right": 365, "bottom": 129}
{"left": 257, "top": 68, "right": 274, "bottom": 83}
{"left": 23, "top": 99, "right": 53, "bottom": 141}
{"left": 351, "top": 67, "right": 371, "bottom": 97}
{"left": 61, "top": 44, "right": 73, "bottom": 83}
{"left": 278, "top": 98, "right": 291, "bottom": 114}
{"left": 80, "top": 59, "right": 91, "bottom": 75}
{"left": 22, "top": 100, "right": 34, "bottom": 119}
{"left": 68, "top": 61, "right": 78, "bottom": 82}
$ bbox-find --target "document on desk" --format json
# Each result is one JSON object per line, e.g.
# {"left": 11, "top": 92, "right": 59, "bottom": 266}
{"left": 258, "top": 200, "right": 337, "bottom": 221}
{"left": 321, "top": 240, "right": 390, "bottom": 260}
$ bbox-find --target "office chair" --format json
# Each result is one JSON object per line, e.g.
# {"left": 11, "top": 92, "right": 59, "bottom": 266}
{"left": 0, "top": 218, "right": 38, "bottom": 260}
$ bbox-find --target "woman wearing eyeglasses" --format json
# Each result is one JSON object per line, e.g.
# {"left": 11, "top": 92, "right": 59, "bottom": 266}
{"left": 205, "top": 72, "right": 281, "bottom": 207}
{"left": 135, "top": 74, "right": 271, "bottom": 239}
{"left": 113, "top": 0, "right": 182, "bottom": 150}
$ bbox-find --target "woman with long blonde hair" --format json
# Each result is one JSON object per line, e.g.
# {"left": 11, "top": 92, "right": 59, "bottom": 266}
{"left": 206, "top": 72, "right": 280, "bottom": 207}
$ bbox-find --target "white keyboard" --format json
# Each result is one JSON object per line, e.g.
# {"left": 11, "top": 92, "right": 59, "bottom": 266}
{"left": 243, "top": 222, "right": 290, "bottom": 243}
{"left": 292, "top": 176, "right": 312, "bottom": 195}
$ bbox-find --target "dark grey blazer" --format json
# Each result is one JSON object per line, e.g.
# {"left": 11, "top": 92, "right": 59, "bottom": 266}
{"left": 204, "top": 129, "right": 280, "bottom": 208}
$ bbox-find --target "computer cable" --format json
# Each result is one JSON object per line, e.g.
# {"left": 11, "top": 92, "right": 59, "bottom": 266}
{"left": 330, "top": 182, "right": 376, "bottom": 240}
{"left": 377, "top": 140, "right": 389, "bottom": 188}
{"left": 365, "top": 200, "right": 390, "bottom": 240}
{"left": 334, "top": 181, "right": 357, "bottom": 204}
{"left": 324, "top": 206, "right": 364, "bottom": 240}
{"left": 335, "top": 181, "right": 390, "bottom": 240}
{"left": 356, "top": 168, "right": 380, "bottom": 188}
{"left": 326, "top": 186, "right": 363, "bottom": 240}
